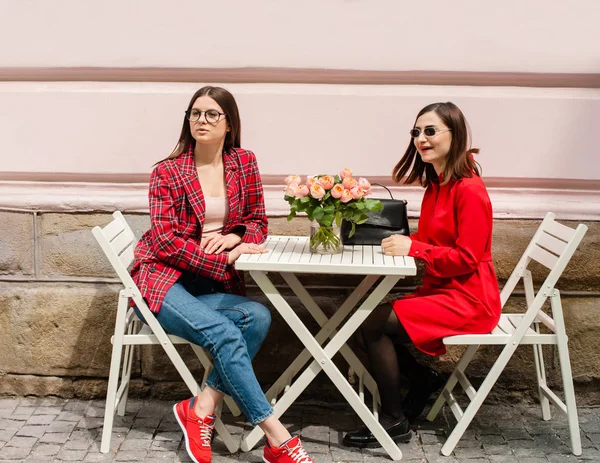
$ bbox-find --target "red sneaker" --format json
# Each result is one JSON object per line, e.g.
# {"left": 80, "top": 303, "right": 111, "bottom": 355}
{"left": 173, "top": 397, "right": 215, "bottom": 463}
{"left": 263, "top": 436, "right": 314, "bottom": 463}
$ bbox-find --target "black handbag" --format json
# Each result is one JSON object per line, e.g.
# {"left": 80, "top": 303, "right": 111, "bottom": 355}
{"left": 341, "top": 184, "right": 410, "bottom": 245}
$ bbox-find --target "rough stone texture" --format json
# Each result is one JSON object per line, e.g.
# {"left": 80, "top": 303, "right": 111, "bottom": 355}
{"left": 0, "top": 211, "right": 34, "bottom": 275}
{"left": 0, "top": 375, "right": 73, "bottom": 398}
{"left": 38, "top": 213, "right": 149, "bottom": 278}
{"left": 491, "top": 219, "right": 600, "bottom": 290}
{"left": 0, "top": 213, "right": 599, "bottom": 402}
{"left": 0, "top": 283, "right": 123, "bottom": 377}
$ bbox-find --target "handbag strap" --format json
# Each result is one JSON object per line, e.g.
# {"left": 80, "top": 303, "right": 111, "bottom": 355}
{"left": 370, "top": 182, "right": 395, "bottom": 200}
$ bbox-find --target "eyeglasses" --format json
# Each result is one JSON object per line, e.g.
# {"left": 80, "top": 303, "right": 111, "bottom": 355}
{"left": 185, "top": 109, "right": 226, "bottom": 124}
{"left": 409, "top": 127, "right": 451, "bottom": 138}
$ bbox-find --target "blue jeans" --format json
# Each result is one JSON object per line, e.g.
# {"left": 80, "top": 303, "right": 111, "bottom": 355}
{"left": 136, "top": 282, "right": 274, "bottom": 426}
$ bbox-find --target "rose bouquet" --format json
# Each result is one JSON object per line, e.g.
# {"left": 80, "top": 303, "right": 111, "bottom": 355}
{"left": 283, "top": 168, "right": 383, "bottom": 253}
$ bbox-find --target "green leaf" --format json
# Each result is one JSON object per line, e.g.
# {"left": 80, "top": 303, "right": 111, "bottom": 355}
{"left": 364, "top": 199, "right": 383, "bottom": 212}
{"left": 335, "top": 211, "right": 342, "bottom": 227}
{"left": 349, "top": 222, "right": 356, "bottom": 237}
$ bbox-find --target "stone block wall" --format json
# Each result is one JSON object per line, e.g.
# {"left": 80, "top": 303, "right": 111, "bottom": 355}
{"left": 0, "top": 210, "right": 599, "bottom": 405}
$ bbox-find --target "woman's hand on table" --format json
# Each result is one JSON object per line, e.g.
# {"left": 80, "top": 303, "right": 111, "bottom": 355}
{"left": 381, "top": 235, "right": 412, "bottom": 256}
{"left": 202, "top": 233, "right": 242, "bottom": 254}
{"left": 227, "top": 242, "right": 269, "bottom": 264}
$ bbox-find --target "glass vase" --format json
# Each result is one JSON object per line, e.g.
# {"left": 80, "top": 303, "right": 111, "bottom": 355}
{"left": 309, "top": 220, "right": 343, "bottom": 254}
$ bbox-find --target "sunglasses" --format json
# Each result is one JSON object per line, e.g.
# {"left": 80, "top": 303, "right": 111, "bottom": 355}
{"left": 410, "top": 127, "right": 451, "bottom": 138}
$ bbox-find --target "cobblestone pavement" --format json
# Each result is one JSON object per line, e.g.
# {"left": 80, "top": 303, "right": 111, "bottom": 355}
{"left": 0, "top": 397, "right": 598, "bottom": 462}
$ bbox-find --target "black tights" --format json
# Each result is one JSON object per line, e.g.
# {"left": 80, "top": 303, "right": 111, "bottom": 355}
{"left": 361, "top": 304, "right": 429, "bottom": 423}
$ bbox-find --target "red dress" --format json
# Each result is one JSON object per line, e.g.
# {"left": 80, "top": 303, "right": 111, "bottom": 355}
{"left": 391, "top": 174, "right": 501, "bottom": 356}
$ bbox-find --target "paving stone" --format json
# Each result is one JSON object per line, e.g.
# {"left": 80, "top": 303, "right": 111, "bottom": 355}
{"left": 79, "top": 417, "right": 106, "bottom": 430}
{"left": 83, "top": 453, "right": 117, "bottom": 462}
{"left": 0, "top": 399, "right": 20, "bottom": 409}
{"left": 0, "top": 430, "right": 16, "bottom": 443}
{"left": 6, "top": 435, "right": 37, "bottom": 448}
{"left": 16, "top": 425, "right": 48, "bottom": 438}
{"left": 85, "top": 406, "right": 106, "bottom": 418}
{"left": 0, "top": 445, "right": 31, "bottom": 460}
{"left": 482, "top": 444, "right": 513, "bottom": 456}
{"left": 477, "top": 434, "right": 506, "bottom": 445}
{"left": 114, "top": 449, "right": 148, "bottom": 460}
{"left": 32, "top": 406, "right": 63, "bottom": 416}
{"left": 62, "top": 436, "right": 95, "bottom": 450}
{"left": 26, "top": 414, "right": 56, "bottom": 425}
{"left": 10, "top": 407, "right": 35, "bottom": 420}
{"left": 64, "top": 400, "right": 90, "bottom": 411}
{"left": 57, "top": 410, "right": 86, "bottom": 422}
{"left": 145, "top": 450, "right": 179, "bottom": 461}
{"left": 56, "top": 448, "right": 90, "bottom": 460}
{"left": 3, "top": 398, "right": 600, "bottom": 462}
{"left": 30, "top": 443, "right": 61, "bottom": 456}
{"left": 120, "top": 438, "right": 153, "bottom": 451}
{"left": 501, "top": 428, "right": 532, "bottom": 441}
{"left": 47, "top": 420, "right": 77, "bottom": 433}
{"left": 546, "top": 455, "right": 580, "bottom": 462}
{"left": 151, "top": 439, "right": 181, "bottom": 452}
{"left": 38, "top": 432, "right": 70, "bottom": 444}
{"left": 0, "top": 420, "right": 22, "bottom": 431}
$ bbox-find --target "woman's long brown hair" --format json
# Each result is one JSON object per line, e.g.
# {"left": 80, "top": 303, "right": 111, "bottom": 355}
{"left": 392, "top": 102, "right": 480, "bottom": 187}
{"left": 162, "top": 86, "right": 242, "bottom": 162}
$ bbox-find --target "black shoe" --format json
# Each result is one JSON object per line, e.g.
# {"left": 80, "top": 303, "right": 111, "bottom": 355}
{"left": 403, "top": 369, "right": 447, "bottom": 422}
{"left": 343, "top": 418, "right": 411, "bottom": 448}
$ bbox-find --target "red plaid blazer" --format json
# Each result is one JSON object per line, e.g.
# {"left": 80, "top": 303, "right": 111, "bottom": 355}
{"left": 130, "top": 147, "right": 268, "bottom": 313}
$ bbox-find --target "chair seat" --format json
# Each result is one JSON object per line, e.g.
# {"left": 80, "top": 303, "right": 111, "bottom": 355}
{"left": 444, "top": 314, "right": 559, "bottom": 345}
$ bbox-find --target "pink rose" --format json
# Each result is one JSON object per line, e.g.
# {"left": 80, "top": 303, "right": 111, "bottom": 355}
{"left": 330, "top": 183, "right": 344, "bottom": 199}
{"left": 284, "top": 182, "right": 299, "bottom": 196}
{"left": 342, "top": 177, "right": 357, "bottom": 190}
{"left": 306, "top": 176, "right": 316, "bottom": 187}
{"left": 318, "top": 175, "right": 335, "bottom": 190}
{"left": 340, "top": 189, "right": 353, "bottom": 203}
{"left": 340, "top": 168, "right": 353, "bottom": 180}
{"left": 285, "top": 175, "right": 302, "bottom": 185}
{"left": 358, "top": 177, "right": 371, "bottom": 191}
{"left": 309, "top": 183, "right": 326, "bottom": 200}
{"left": 350, "top": 186, "right": 365, "bottom": 200}
{"left": 294, "top": 184, "right": 309, "bottom": 198}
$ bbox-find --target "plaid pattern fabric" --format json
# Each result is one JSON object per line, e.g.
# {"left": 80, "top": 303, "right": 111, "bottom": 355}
{"left": 130, "top": 147, "right": 268, "bottom": 313}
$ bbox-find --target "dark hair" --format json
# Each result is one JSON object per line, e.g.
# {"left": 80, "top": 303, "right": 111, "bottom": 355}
{"left": 392, "top": 102, "right": 480, "bottom": 187}
{"left": 164, "top": 86, "right": 241, "bottom": 161}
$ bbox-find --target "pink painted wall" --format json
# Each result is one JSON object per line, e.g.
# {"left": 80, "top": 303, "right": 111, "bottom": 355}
{"left": 0, "top": 0, "right": 598, "bottom": 218}
{"left": 1, "top": 83, "right": 598, "bottom": 181}
{"left": 1, "top": 1, "right": 598, "bottom": 73}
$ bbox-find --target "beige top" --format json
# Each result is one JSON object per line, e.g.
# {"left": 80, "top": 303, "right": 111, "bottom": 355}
{"left": 202, "top": 196, "right": 228, "bottom": 239}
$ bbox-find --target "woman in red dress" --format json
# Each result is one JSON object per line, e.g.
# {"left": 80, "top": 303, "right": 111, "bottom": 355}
{"left": 344, "top": 102, "right": 502, "bottom": 448}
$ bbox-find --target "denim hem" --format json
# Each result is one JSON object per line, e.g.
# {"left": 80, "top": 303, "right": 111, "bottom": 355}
{"left": 204, "top": 380, "right": 228, "bottom": 396}
{"left": 249, "top": 407, "right": 274, "bottom": 426}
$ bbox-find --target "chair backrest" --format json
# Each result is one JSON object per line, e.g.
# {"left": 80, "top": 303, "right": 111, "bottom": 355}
{"left": 500, "top": 212, "right": 588, "bottom": 316}
{"left": 92, "top": 211, "right": 138, "bottom": 291}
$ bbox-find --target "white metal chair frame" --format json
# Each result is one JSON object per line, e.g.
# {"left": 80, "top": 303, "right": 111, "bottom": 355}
{"left": 427, "top": 212, "right": 587, "bottom": 456}
{"left": 92, "top": 211, "right": 241, "bottom": 454}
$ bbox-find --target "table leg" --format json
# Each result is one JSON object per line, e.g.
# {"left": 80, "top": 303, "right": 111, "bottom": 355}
{"left": 242, "top": 272, "right": 403, "bottom": 460}
{"left": 264, "top": 273, "right": 379, "bottom": 401}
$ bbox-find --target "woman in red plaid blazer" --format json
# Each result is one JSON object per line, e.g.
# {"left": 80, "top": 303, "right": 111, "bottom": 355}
{"left": 131, "top": 87, "right": 314, "bottom": 463}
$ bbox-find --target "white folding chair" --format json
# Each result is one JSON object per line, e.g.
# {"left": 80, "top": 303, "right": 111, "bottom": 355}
{"left": 427, "top": 212, "right": 587, "bottom": 456}
{"left": 92, "top": 211, "right": 241, "bottom": 454}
